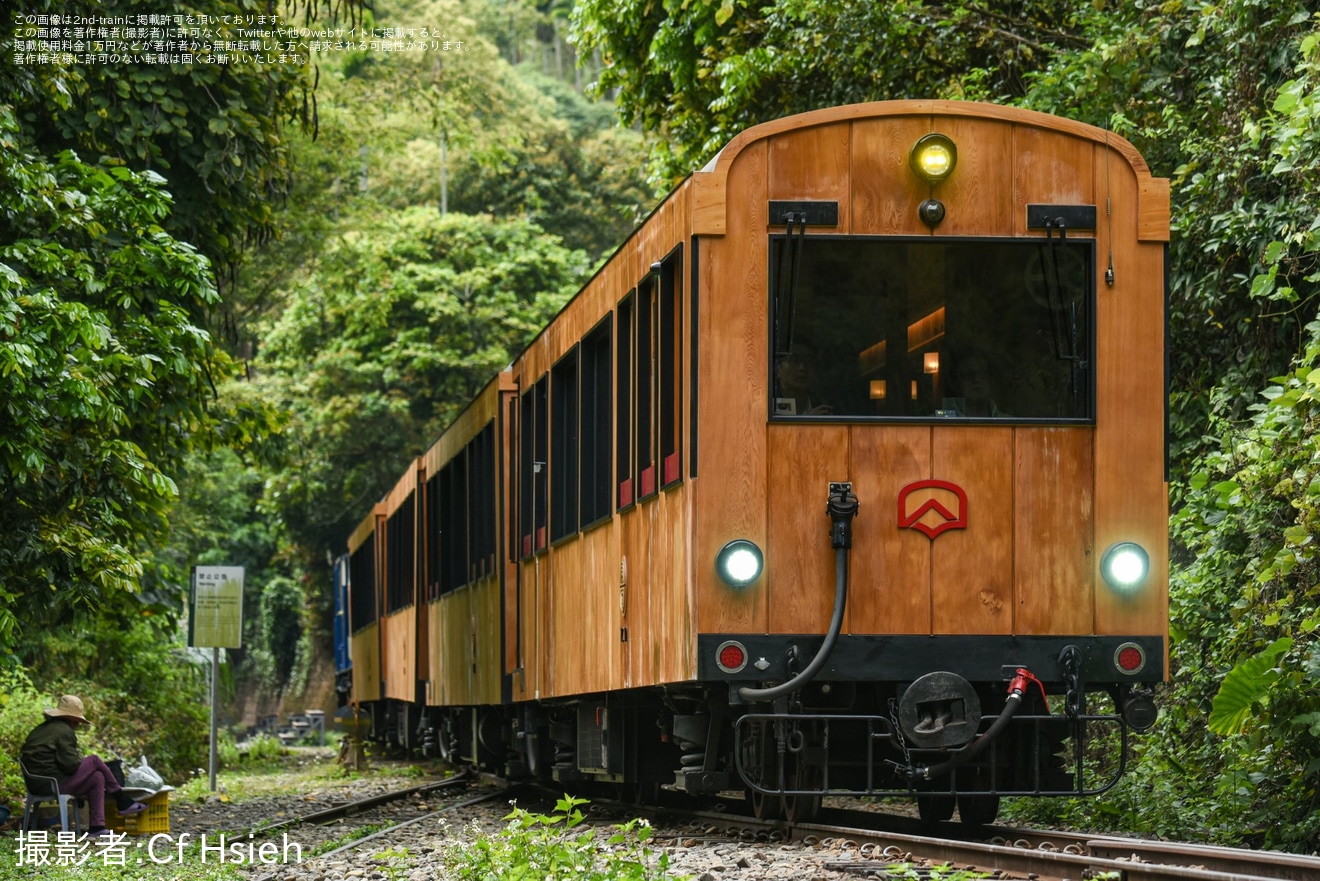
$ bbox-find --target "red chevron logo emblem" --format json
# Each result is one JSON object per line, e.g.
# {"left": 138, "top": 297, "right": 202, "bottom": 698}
{"left": 897, "top": 479, "right": 968, "bottom": 540}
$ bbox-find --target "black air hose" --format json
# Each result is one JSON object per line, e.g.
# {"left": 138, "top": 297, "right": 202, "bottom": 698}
{"left": 736, "top": 547, "right": 848, "bottom": 703}
{"left": 737, "top": 485, "right": 858, "bottom": 703}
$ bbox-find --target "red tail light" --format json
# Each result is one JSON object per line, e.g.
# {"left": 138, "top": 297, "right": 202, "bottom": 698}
{"left": 716, "top": 640, "right": 748, "bottom": 674}
{"left": 1115, "top": 643, "right": 1146, "bottom": 674}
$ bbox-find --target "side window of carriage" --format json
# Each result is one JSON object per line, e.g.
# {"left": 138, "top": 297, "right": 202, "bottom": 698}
{"left": 615, "top": 291, "right": 635, "bottom": 510}
{"left": 469, "top": 422, "right": 496, "bottom": 581}
{"left": 445, "top": 452, "right": 468, "bottom": 592}
{"left": 425, "top": 466, "right": 440, "bottom": 601}
{"left": 349, "top": 533, "right": 376, "bottom": 633}
{"left": 385, "top": 492, "right": 415, "bottom": 613}
{"left": 580, "top": 316, "right": 612, "bottom": 528}
{"left": 519, "top": 375, "right": 549, "bottom": 558}
{"left": 640, "top": 250, "right": 685, "bottom": 502}
{"left": 550, "top": 346, "right": 580, "bottom": 543}
{"left": 657, "top": 247, "right": 683, "bottom": 489}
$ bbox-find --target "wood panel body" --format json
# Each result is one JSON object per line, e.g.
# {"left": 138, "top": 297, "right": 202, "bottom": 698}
{"left": 693, "top": 141, "right": 771, "bottom": 635}
{"left": 768, "top": 125, "right": 851, "bottom": 230}
{"left": 346, "top": 510, "right": 381, "bottom": 704}
{"left": 1014, "top": 429, "right": 1095, "bottom": 634}
{"left": 692, "top": 101, "right": 1168, "bottom": 653}
{"left": 847, "top": 427, "right": 932, "bottom": 633}
{"left": 349, "top": 625, "right": 380, "bottom": 703}
{"left": 427, "top": 578, "right": 501, "bottom": 706}
{"left": 418, "top": 376, "right": 512, "bottom": 709}
{"left": 380, "top": 607, "right": 417, "bottom": 702}
{"left": 929, "top": 428, "right": 1014, "bottom": 634}
{"left": 511, "top": 182, "right": 696, "bottom": 700}
{"left": 851, "top": 116, "right": 931, "bottom": 236}
{"left": 380, "top": 461, "right": 421, "bottom": 702}
{"left": 628, "top": 492, "right": 693, "bottom": 686}
{"left": 1092, "top": 145, "right": 1170, "bottom": 645}
{"left": 766, "top": 426, "right": 850, "bottom": 633}
{"left": 358, "top": 101, "right": 1168, "bottom": 713}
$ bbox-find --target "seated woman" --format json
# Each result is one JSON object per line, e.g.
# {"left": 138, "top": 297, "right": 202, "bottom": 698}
{"left": 21, "top": 695, "right": 148, "bottom": 836}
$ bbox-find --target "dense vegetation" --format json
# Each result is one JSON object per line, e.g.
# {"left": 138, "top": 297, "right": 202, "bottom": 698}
{"left": 570, "top": 0, "right": 1320, "bottom": 848}
{"left": 0, "top": 0, "right": 647, "bottom": 793}
{"left": 2, "top": 0, "right": 1318, "bottom": 849}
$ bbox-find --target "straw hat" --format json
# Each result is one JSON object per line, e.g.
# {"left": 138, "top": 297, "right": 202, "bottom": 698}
{"left": 43, "top": 695, "right": 88, "bottom": 724}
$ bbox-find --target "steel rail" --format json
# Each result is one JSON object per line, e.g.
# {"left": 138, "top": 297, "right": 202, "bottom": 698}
{"left": 1085, "top": 836, "right": 1320, "bottom": 881}
{"left": 245, "top": 768, "right": 472, "bottom": 836}
{"left": 624, "top": 800, "right": 1320, "bottom": 881}
{"left": 790, "top": 818, "right": 1320, "bottom": 881}
{"left": 310, "top": 788, "right": 512, "bottom": 860}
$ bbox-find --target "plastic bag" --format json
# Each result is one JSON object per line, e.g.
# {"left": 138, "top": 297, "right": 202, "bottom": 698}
{"left": 124, "top": 755, "right": 164, "bottom": 790}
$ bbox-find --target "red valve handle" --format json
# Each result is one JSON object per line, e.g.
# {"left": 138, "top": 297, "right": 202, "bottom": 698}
{"left": 1008, "top": 667, "right": 1048, "bottom": 706}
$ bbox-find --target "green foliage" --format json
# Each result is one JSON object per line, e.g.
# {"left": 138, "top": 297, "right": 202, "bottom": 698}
{"left": 253, "top": 209, "right": 590, "bottom": 559}
{"left": 1020, "top": 1, "right": 1320, "bottom": 476}
{"left": 1209, "top": 637, "right": 1295, "bottom": 735}
{"left": 10, "top": 610, "right": 210, "bottom": 788}
{"left": 447, "top": 794, "right": 683, "bottom": 880}
{"left": 257, "top": 576, "right": 304, "bottom": 687}
{"left": 0, "top": 643, "right": 207, "bottom": 806}
{"left": 0, "top": 103, "right": 260, "bottom": 641}
{"left": 3, "top": 0, "right": 370, "bottom": 291}
{"left": 216, "top": 731, "right": 285, "bottom": 770}
{"left": 0, "top": 669, "right": 52, "bottom": 803}
{"left": 571, "top": 0, "right": 1095, "bottom": 184}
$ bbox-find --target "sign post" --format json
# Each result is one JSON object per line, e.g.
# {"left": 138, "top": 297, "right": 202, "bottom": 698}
{"left": 189, "top": 566, "right": 244, "bottom": 792}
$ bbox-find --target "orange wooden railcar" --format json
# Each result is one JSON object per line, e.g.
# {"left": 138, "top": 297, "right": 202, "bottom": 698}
{"left": 345, "top": 101, "right": 1169, "bottom": 824}
{"left": 345, "top": 507, "right": 382, "bottom": 709}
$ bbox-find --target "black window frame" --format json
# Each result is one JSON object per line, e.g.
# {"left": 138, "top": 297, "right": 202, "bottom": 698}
{"left": 615, "top": 291, "right": 636, "bottom": 511}
{"left": 385, "top": 493, "right": 415, "bottom": 613}
{"left": 636, "top": 272, "right": 657, "bottom": 501}
{"left": 550, "top": 345, "right": 581, "bottom": 543}
{"left": 766, "top": 233, "right": 1097, "bottom": 425}
{"left": 580, "top": 315, "right": 613, "bottom": 529}
{"left": 348, "top": 535, "right": 377, "bottom": 633}
{"left": 658, "top": 245, "right": 683, "bottom": 489}
{"left": 519, "top": 374, "right": 550, "bottom": 557}
{"left": 469, "top": 421, "right": 497, "bottom": 580}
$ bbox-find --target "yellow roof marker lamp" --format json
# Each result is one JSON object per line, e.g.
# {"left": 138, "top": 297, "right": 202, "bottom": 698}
{"left": 910, "top": 132, "right": 958, "bottom": 228}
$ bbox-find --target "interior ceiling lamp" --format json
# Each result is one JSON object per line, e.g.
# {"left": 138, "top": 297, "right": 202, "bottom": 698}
{"left": 910, "top": 133, "right": 958, "bottom": 184}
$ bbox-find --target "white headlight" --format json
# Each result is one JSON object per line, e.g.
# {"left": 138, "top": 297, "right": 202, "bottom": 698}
{"left": 716, "top": 540, "right": 763, "bottom": 588}
{"left": 1101, "top": 542, "right": 1149, "bottom": 590}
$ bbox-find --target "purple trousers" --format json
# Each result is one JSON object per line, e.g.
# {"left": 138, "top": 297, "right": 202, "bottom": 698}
{"left": 57, "top": 755, "right": 123, "bottom": 827}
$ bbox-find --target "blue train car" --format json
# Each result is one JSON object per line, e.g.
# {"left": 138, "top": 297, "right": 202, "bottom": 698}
{"left": 333, "top": 553, "right": 352, "bottom": 707}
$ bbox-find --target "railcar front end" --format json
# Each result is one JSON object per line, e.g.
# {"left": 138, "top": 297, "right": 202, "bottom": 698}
{"left": 685, "top": 102, "right": 1169, "bottom": 823}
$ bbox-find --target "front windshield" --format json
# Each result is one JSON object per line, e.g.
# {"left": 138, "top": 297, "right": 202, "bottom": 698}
{"left": 770, "top": 236, "right": 1093, "bottom": 421}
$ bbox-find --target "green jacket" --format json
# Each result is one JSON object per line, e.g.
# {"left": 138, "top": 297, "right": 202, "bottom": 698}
{"left": 21, "top": 718, "right": 84, "bottom": 782}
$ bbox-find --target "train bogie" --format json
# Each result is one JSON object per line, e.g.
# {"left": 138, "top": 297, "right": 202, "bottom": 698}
{"left": 341, "top": 101, "right": 1169, "bottom": 824}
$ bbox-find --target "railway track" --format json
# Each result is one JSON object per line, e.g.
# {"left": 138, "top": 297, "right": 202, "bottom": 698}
{"left": 219, "top": 774, "right": 1320, "bottom": 881}
{"left": 594, "top": 795, "right": 1320, "bottom": 881}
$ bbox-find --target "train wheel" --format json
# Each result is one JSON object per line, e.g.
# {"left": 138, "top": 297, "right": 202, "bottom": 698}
{"left": 782, "top": 756, "right": 822, "bottom": 824}
{"left": 747, "top": 785, "right": 786, "bottom": 821}
{"left": 916, "top": 794, "right": 955, "bottom": 825}
{"left": 957, "top": 793, "right": 1000, "bottom": 826}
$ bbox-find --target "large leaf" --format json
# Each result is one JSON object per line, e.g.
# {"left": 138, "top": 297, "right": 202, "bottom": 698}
{"left": 1208, "top": 638, "right": 1294, "bottom": 735}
